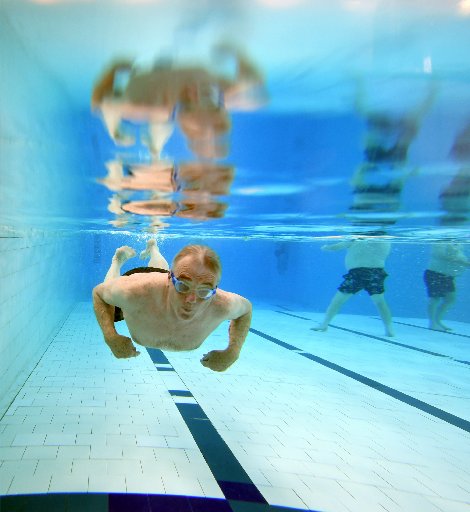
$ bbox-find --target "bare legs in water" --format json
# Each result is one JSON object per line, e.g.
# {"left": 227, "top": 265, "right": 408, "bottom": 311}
{"left": 427, "top": 293, "right": 456, "bottom": 331}
{"left": 104, "top": 239, "right": 169, "bottom": 282}
{"left": 312, "top": 291, "right": 395, "bottom": 337}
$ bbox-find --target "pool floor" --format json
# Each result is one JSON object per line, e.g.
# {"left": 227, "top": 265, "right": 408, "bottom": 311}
{"left": 0, "top": 302, "right": 469, "bottom": 511}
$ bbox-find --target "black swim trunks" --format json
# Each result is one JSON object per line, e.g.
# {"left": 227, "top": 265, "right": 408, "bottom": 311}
{"left": 113, "top": 267, "right": 168, "bottom": 322}
{"left": 423, "top": 269, "right": 455, "bottom": 298}
{"left": 338, "top": 267, "right": 388, "bottom": 296}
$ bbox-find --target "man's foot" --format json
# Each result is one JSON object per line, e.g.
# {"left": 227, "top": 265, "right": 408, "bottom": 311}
{"left": 114, "top": 246, "right": 136, "bottom": 264}
{"left": 140, "top": 238, "right": 157, "bottom": 260}
{"left": 430, "top": 322, "right": 452, "bottom": 332}
{"left": 438, "top": 322, "right": 452, "bottom": 331}
{"left": 385, "top": 328, "right": 395, "bottom": 337}
{"left": 311, "top": 325, "right": 328, "bottom": 332}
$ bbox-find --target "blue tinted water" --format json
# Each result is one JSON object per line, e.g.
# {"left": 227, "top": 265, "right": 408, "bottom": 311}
{"left": 1, "top": 2, "right": 470, "bottom": 508}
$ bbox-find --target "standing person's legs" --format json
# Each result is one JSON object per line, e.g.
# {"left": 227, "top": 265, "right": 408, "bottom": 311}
{"left": 311, "top": 291, "right": 353, "bottom": 331}
{"left": 435, "top": 291, "right": 456, "bottom": 331}
{"left": 140, "top": 238, "right": 170, "bottom": 270}
{"left": 427, "top": 297, "right": 441, "bottom": 330}
{"left": 104, "top": 246, "right": 136, "bottom": 282}
{"left": 424, "top": 270, "right": 455, "bottom": 331}
{"left": 370, "top": 293, "right": 395, "bottom": 337}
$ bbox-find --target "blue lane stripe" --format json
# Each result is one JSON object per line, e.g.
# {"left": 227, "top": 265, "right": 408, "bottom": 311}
{"left": 277, "top": 311, "right": 467, "bottom": 362}
{"left": 249, "top": 328, "right": 300, "bottom": 350}
{"left": 250, "top": 328, "right": 470, "bottom": 434}
{"left": 276, "top": 311, "right": 312, "bottom": 321}
{"left": 147, "top": 347, "right": 171, "bottom": 364}
{"left": 176, "top": 402, "right": 268, "bottom": 504}
{"left": 169, "top": 390, "right": 193, "bottom": 397}
{"left": 330, "top": 324, "right": 449, "bottom": 358}
{"left": 145, "top": 348, "right": 295, "bottom": 511}
{"left": 392, "top": 319, "right": 470, "bottom": 339}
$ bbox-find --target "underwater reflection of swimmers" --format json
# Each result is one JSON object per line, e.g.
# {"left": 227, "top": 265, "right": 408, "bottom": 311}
{"left": 176, "top": 162, "right": 234, "bottom": 195}
{"left": 91, "top": 60, "right": 175, "bottom": 157}
{"left": 423, "top": 242, "right": 470, "bottom": 331}
{"left": 439, "top": 121, "right": 470, "bottom": 223}
{"left": 348, "top": 83, "right": 435, "bottom": 217}
{"left": 349, "top": 163, "right": 417, "bottom": 214}
{"left": 93, "top": 240, "right": 252, "bottom": 372}
{"left": 100, "top": 161, "right": 234, "bottom": 196}
{"left": 91, "top": 44, "right": 266, "bottom": 159}
{"left": 312, "top": 235, "right": 395, "bottom": 337}
{"left": 358, "top": 81, "right": 436, "bottom": 167}
{"left": 121, "top": 195, "right": 228, "bottom": 221}
{"left": 100, "top": 160, "right": 174, "bottom": 192}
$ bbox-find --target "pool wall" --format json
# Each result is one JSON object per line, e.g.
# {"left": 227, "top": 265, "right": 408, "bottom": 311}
{"left": 0, "top": 14, "right": 89, "bottom": 417}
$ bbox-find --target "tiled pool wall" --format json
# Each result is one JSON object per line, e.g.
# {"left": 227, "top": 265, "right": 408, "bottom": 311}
{"left": 0, "top": 14, "right": 93, "bottom": 418}
{"left": 0, "top": 234, "right": 89, "bottom": 417}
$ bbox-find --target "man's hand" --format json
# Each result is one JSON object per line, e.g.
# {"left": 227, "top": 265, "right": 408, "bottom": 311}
{"left": 105, "top": 334, "right": 140, "bottom": 359}
{"left": 200, "top": 347, "right": 239, "bottom": 372}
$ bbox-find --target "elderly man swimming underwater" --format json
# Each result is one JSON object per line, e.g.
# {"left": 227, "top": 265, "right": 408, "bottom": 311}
{"left": 92, "top": 240, "right": 252, "bottom": 372}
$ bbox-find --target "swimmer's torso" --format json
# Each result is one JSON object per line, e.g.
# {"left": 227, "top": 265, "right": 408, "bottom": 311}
{"left": 428, "top": 243, "right": 467, "bottom": 277}
{"left": 116, "top": 273, "right": 228, "bottom": 351}
{"left": 345, "top": 239, "right": 391, "bottom": 270}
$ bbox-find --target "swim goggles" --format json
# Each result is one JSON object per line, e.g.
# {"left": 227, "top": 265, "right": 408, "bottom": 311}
{"left": 170, "top": 271, "right": 217, "bottom": 299}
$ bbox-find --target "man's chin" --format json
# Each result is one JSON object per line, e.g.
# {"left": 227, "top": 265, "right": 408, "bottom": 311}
{"left": 179, "top": 307, "right": 196, "bottom": 319}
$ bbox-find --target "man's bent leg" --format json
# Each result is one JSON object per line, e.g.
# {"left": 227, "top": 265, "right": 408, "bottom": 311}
{"left": 370, "top": 293, "right": 394, "bottom": 337}
{"left": 312, "top": 291, "right": 352, "bottom": 331}
{"left": 104, "top": 246, "right": 136, "bottom": 281}
{"left": 140, "top": 238, "right": 170, "bottom": 270}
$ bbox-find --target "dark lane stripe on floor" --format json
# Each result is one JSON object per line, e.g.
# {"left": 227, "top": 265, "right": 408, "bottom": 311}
{"left": 277, "top": 311, "right": 464, "bottom": 362}
{"left": 176, "top": 402, "right": 268, "bottom": 505}
{"left": 147, "top": 348, "right": 266, "bottom": 505}
{"left": 250, "top": 328, "right": 470, "bottom": 434}
{"left": 145, "top": 348, "right": 314, "bottom": 512}
{"left": 391, "top": 319, "right": 470, "bottom": 339}
{"left": 276, "top": 311, "right": 312, "bottom": 321}
{"left": 330, "top": 324, "right": 449, "bottom": 358}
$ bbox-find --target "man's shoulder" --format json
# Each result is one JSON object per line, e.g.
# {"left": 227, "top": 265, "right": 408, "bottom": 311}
{"left": 212, "top": 289, "right": 251, "bottom": 318}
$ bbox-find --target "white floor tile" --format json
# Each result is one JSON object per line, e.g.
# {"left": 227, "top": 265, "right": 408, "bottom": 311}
{"left": 88, "top": 473, "right": 126, "bottom": 493}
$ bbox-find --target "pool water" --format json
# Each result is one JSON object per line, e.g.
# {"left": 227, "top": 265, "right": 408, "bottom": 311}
{"left": 1, "top": 1, "right": 469, "bottom": 511}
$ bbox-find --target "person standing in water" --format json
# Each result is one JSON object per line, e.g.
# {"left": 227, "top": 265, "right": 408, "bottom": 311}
{"left": 423, "top": 242, "right": 470, "bottom": 331}
{"left": 311, "top": 235, "right": 395, "bottom": 337}
{"left": 93, "top": 239, "right": 252, "bottom": 371}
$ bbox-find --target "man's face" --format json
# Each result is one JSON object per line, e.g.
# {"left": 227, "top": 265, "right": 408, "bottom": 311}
{"left": 170, "top": 255, "right": 219, "bottom": 319}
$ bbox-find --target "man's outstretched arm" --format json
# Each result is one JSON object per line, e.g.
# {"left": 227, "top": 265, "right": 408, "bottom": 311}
{"left": 201, "top": 295, "right": 252, "bottom": 372}
{"left": 92, "top": 282, "right": 140, "bottom": 359}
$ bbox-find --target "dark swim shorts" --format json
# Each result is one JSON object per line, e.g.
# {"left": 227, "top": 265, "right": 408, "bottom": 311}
{"left": 423, "top": 269, "right": 455, "bottom": 298}
{"left": 338, "top": 267, "right": 388, "bottom": 296}
{"left": 114, "top": 267, "right": 168, "bottom": 322}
